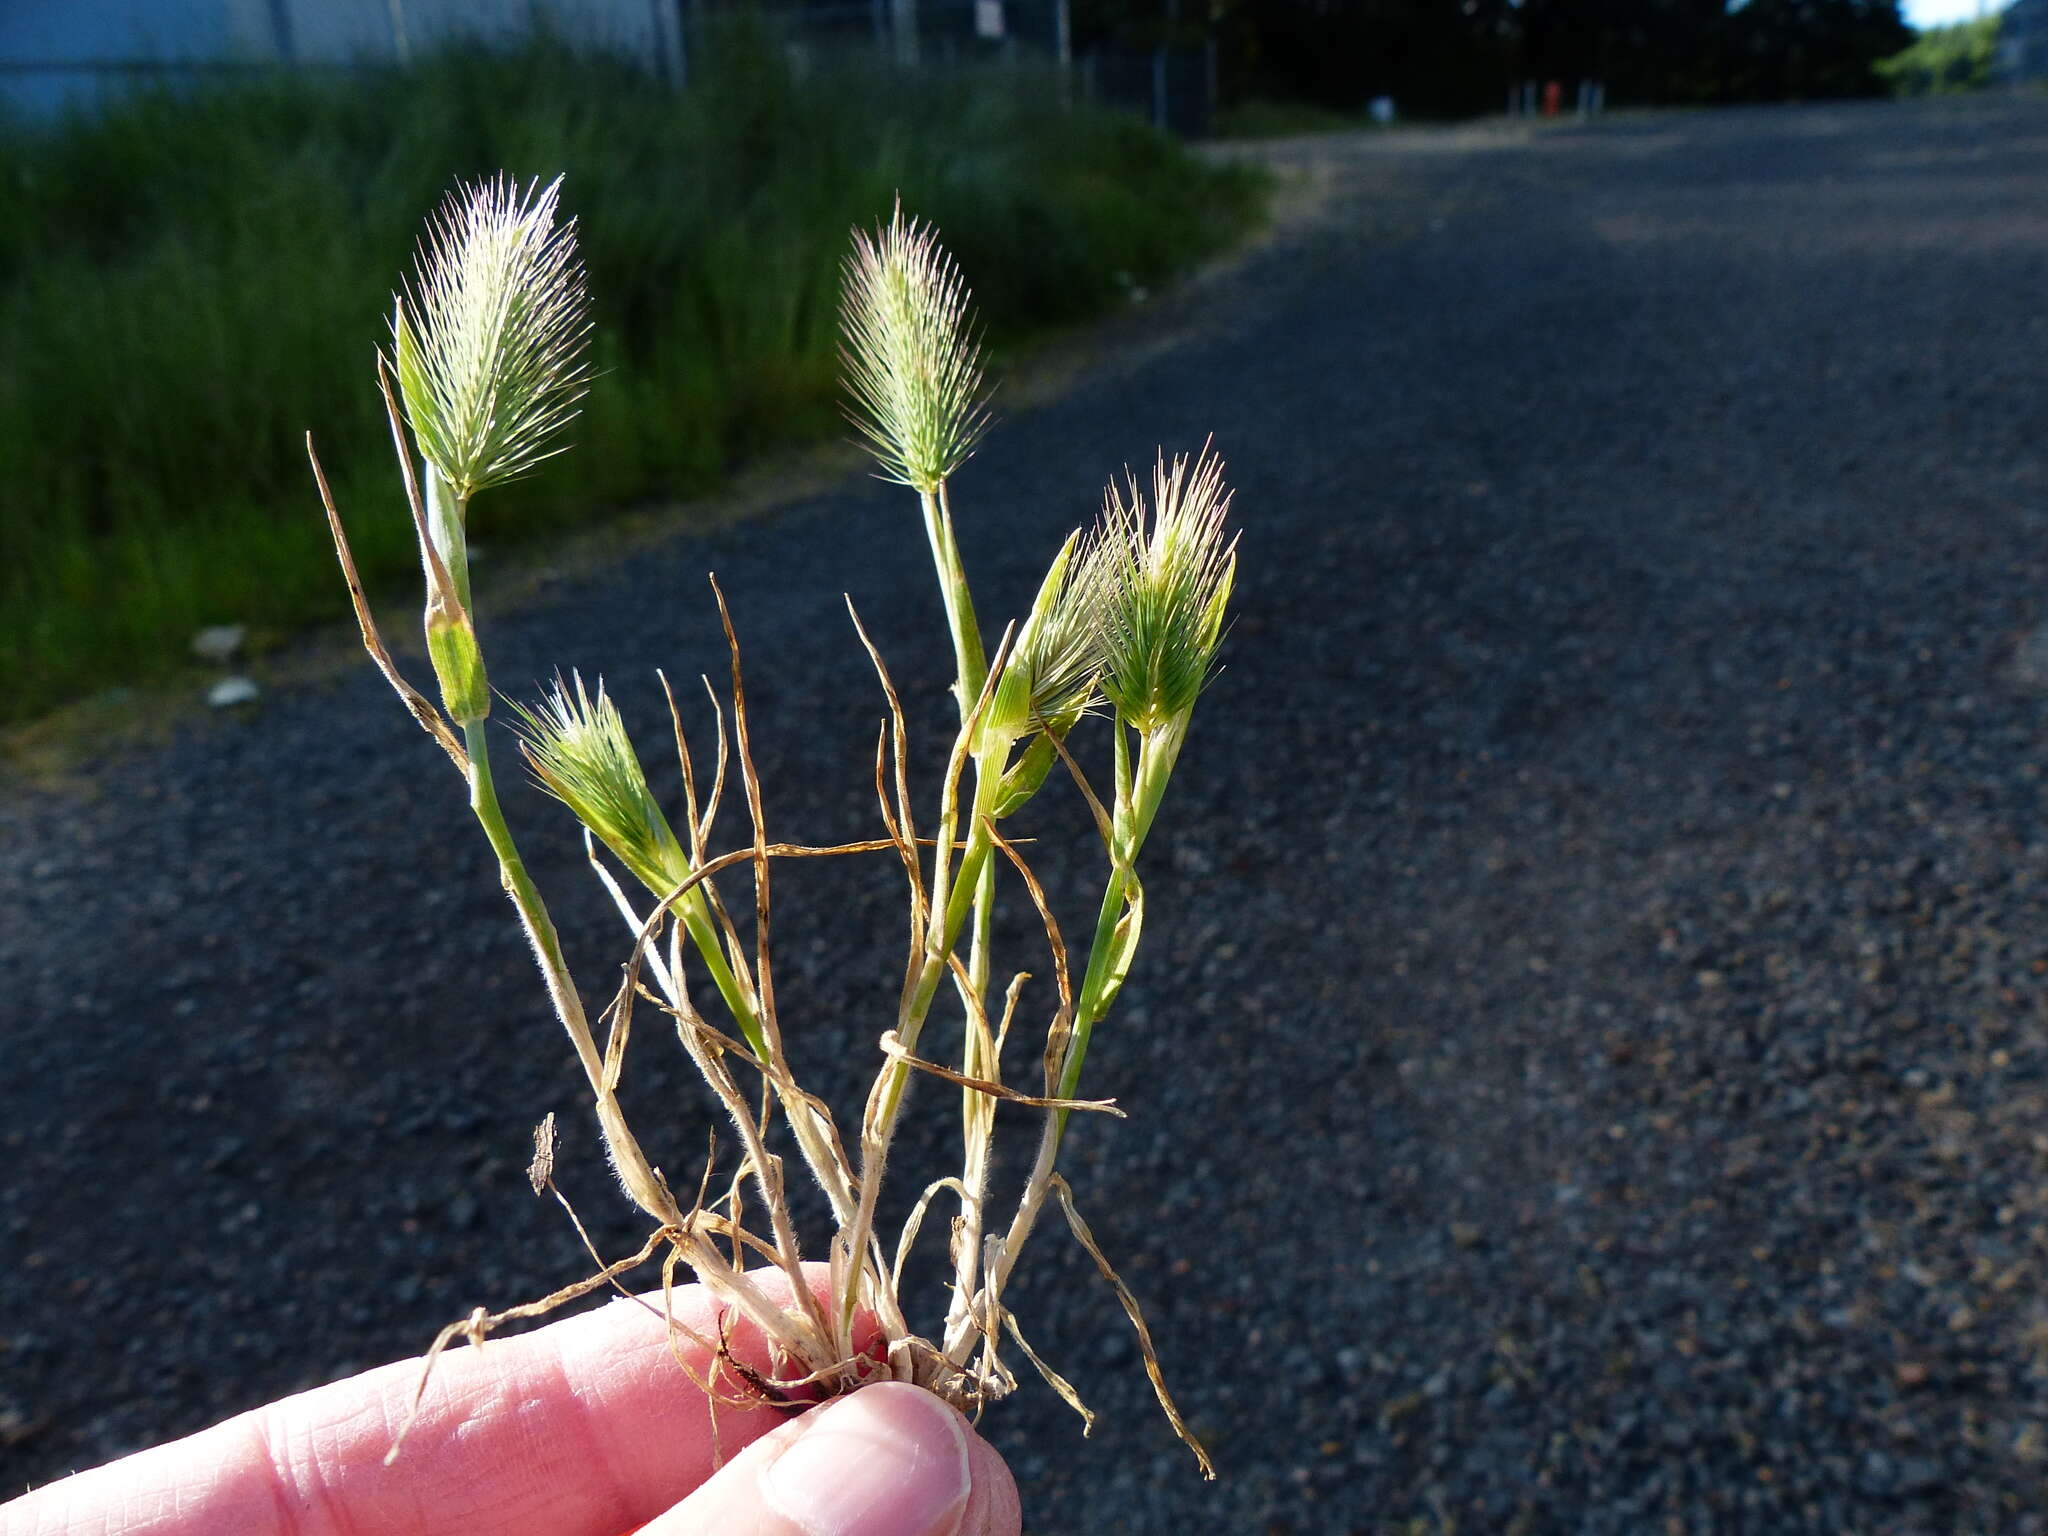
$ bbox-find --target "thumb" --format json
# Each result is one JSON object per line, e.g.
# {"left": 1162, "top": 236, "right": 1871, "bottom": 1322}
{"left": 640, "top": 1381, "right": 1022, "bottom": 1536}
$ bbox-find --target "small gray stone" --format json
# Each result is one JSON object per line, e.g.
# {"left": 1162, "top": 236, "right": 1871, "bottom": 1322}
{"left": 190, "top": 624, "right": 248, "bottom": 664}
{"left": 1894, "top": 1457, "right": 1945, "bottom": 1497}
{"left": 206, "top": 676, "right": 260, "bottom": 708}
{"left": 2004, "top": 621, "right": 2048, "bottom": 692}
{"left": 1856, "top": 1450, "right": 1896, "bottom": 1496}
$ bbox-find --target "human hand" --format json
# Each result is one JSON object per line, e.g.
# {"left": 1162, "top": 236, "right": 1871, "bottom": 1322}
{"left": 1, "top": 1268, "right": 1020, "bottom": 1536}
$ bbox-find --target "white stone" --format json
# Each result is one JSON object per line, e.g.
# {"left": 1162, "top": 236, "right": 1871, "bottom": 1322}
{"left": 191, "top": 624, "right": 248, "bottom": 664}
{"left": 207, "top": 676, "right": 260, "bottom": 708}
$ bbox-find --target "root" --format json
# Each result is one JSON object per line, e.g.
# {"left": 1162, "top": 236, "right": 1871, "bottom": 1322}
{"left": 385, "top": 1224, "right": 676, "bottom": 1465}
{"left": 1050, "top": 1175, "right": 1214, "bottom": 1479}
{"left": 1002, "top": 1309, "right": 1091, "bottom": 1434}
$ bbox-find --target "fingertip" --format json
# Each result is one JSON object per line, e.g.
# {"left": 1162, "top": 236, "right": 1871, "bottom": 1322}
{"left": 760, "top": 1382, "right": 967, "bottom": 1535}
{"left": 961, "top": 1429, "right": 1023, "bottom": 1536}
{"left": 644, "top": 1382, "right": 1021, "bottom": 1536}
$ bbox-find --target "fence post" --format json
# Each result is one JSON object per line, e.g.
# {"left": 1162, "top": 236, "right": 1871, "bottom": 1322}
{"left": 386, "top": 0, "right": 411, "bottom": 65}
{"left": 656, "top": 0, "right": 688, "bottom": 88}
{"left": 892, "top": 0, "right": 919, "bottom": 64}
{"left": 263, "top": 0, "right": 296, "bottom": 61}
{"left": 1151, "top": 44, "right": 1167, "bottom": 131}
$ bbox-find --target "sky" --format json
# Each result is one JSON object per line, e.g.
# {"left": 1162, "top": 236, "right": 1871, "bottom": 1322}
{"left": 1902, "top": 0, "right": 2003, "bottom": 28}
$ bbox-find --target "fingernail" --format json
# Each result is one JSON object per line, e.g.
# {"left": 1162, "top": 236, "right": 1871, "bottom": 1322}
{"left": 761, "top": 1382, "right": 971, "bottom": 1536}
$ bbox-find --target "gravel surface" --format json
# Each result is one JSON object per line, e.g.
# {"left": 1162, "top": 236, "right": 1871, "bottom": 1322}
{"left": 7, "top": 98, "right": 2048, "bottom": 1533}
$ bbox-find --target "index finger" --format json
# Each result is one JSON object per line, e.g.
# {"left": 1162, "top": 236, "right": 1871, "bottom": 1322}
{"left": 4, "top": 1268, "right": 868, "bottom": 1536}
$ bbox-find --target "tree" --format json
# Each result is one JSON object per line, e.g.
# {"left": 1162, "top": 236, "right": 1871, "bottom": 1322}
{"left": 1724, "top": 0, "right": 1915, "bottom": 99}
{"left": 1066, "top": 0, "right": 1914, "bottom": 114}
{"left": 1873, "top": 13, "right": 1999, "bottom": 95}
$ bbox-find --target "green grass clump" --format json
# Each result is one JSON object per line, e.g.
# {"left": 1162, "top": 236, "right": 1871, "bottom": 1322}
{"left": 0, "top": 37, "right": 1264, "bottom": 724}
{"left": 1214, "top": 95, "right": 1371, "bottom": 140}
{"left": 1874, "top": 15, "right": 2000, "bottom": 98}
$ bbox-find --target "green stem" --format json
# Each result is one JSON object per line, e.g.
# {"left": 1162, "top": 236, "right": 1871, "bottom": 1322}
{"left": 942, "top": 721, "right": 1190, "bottom": 1370}
{"left": 462, "top": 718, "right": 701, "bottom": 1237}
{"left": 942, "top": 851, "right": 999, "bottom": 1349}
{"left": 842, "top": 481, "right": 996, "bottom": 1345}
{"left": 926, "top": 478, "right": 1006, "bottom": 1345}
{"left": 670, "top": 890, "right": 766, "bottom": 1058}
{"left": 426, "top": 466, "right": 473, "bottom": 614}
{"left": 922, "top": 483, "right": 986, "bottom": 718}
{"left": 962, "top": 854, "right": 996, "bottom": 1114}
{"left": 838, "top": 760, "right": 999, "bottom": 1339}
{"left": 462, "top": 721, "right": 606, "bottom": 1092}
{"left": 870, "top": 777, "right": 997, "bottom": 1131}
{"left": 408, "top": 480, "right": 823, "bottom": 1361}
{"left": 1057, "top": 715, "right": 1187, "bottom": 1115}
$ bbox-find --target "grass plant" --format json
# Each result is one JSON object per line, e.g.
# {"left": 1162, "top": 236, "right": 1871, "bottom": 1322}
{"left": 1, "top": 36, "right": 1263, "bottom": 724}
{"left": 310, "top": 177, "right": 1239, "bottom": 1474}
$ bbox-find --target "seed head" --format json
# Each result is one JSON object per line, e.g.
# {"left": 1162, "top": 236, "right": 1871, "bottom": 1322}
{"left": 392, "top": 174, "right": 592, "bottom": 504}
{"left": 1088, "top": 446, "right": 1238, "bottom": 735}
{"left": 841, "top": 205, "right": 990, "bottom": 495}
{"left": 511, "top": 673, "right": 689, "bottom": 898}
{"left": 988, "top": 531, "right": 1103, "bottom": 745}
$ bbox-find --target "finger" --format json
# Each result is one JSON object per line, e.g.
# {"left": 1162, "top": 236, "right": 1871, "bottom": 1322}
{"left": 3, "top": 1267, "right": 869, "bottom": 1536}
{"left": 640, "top": 1382, "right": 1021, "bottom": 1536}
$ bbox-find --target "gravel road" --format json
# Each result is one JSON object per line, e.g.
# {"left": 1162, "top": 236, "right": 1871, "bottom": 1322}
{"left": 7, "top": 98, "right": 2048, "bottom": 1534}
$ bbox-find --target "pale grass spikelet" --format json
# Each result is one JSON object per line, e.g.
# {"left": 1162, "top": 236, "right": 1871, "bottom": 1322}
{"left": 393, "top": 174, "right": 593, "bottom": 503}
{"left": 1089, "top": 446, "right": 1239, "bottom": 734}
{"left": 511, "top": 673, "right": 689, "bottom": 898}
{"left": 841, "top": 205, "right": 990, "bottom": 494}
{"left": 989, "top": 530, "right": 1104, "bottom": 744}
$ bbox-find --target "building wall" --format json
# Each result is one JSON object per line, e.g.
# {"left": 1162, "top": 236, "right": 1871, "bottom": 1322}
{"left": 0, "top": 0, "right": 677, "bottom": 117}
{"left": 0, "top": 0, "right": 246, "bottom": 114}
{"left": 268, "top": 0, "right": 668, "bottom": 66}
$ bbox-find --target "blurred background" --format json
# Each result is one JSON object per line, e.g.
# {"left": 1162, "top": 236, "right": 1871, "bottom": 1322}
{"left": 6, "top": 3, "right": 2048, "bottom": 1534}
{"left": 0, "top": 0, "right": 2036, "bottom": 726}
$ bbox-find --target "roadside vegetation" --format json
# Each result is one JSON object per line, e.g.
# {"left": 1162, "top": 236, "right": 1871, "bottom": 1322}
{"left": 1215, "top": 96, "right": 1374, "bottom": 140}
{"left": 1875, "top": 15, "right": 2002, "bottom": 97}
{"left": 0, "top": 36, "right": 1264, "bottom": 723}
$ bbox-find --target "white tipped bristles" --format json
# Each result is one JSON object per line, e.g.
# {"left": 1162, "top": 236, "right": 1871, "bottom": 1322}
{"left": 998, "top": 532, "right": 1103, "bottom": 739}
{"left": 841, "top": 205, "right": 990, "bottom": 495}
{"left": 392, "top": 174, "right": 593, "bottom": 503}
{"left": 1088, "top": 445, "right": 1238, "bottom": 734}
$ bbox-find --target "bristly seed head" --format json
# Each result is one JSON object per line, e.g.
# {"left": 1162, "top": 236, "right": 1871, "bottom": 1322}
{"left": 988, "top": 531, "right": 1104, "bottom": 744}
{"left": 1087, "top": 446, "right": 1239, "bottom": 735}
{"left": 841, "top": 204, "right": 990, "bottom": 496}
{"left": 511, "top": 673, "right": 690, "bottom": 898}
{"left": 392, "top": 174, "right": 593, "bottom": 505}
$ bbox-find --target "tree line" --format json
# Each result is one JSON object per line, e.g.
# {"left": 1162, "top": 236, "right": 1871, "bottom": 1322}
{"left": 1068, "top": 0, "right": 1918, "bottom": 116}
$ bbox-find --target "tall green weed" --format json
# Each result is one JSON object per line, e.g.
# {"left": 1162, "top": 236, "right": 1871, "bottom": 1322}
{"left": 0, "top": 36, "right": 1262, "bottom": 722}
